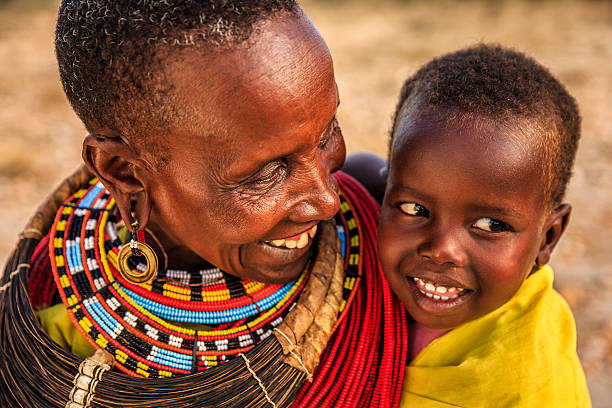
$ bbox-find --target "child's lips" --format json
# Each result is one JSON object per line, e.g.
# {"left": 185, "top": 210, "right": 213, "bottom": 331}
{"left": 405, "top": 275, "right": 474, "bottom": 309}
{"left": 412, "top": 277, "right": 467, "bottom": 300}
{"left": 407, "top": 273, "right": 472, "bottom": 292}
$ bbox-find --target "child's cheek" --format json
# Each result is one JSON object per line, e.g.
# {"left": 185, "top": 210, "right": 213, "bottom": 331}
{"left": 377, "top": 211, "right": 410, "bottom": 283}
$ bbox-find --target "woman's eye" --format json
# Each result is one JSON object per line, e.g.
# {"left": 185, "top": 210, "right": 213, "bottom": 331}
{"left": 255, "top": 166, "right": 283, "bottom": 184}
{"left": 319, "top": 117, "right": 339, "bottom": 149}
{"left": 473, "top": 217, "right": 513, "bottom": 232}
{"left": 398, "top": 202, "right": 429, "bottom": 217}
{"left": 319, "top": 134, "right": 330, "bottom": 149}
{"left": 244, "top": 161, "right": 288, "bottom": 190}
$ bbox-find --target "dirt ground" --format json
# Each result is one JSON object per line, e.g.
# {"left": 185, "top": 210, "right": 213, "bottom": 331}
{"left": 0, "top": 0, "right": 610, "bottom": 404}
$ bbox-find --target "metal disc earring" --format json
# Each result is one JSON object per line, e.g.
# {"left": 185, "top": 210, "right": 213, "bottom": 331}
{"left": 117, "top": 220, "right": 159, "bottom": 284}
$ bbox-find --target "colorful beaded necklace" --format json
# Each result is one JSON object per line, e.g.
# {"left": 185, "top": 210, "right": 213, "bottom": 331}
{"left": 50, "top": 179, "right": 310, "bottom": 377}
{"left": 50, "top": 179, "right": 362, "bottom": 379}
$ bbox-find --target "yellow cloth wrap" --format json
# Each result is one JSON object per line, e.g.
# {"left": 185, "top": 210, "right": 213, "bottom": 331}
{"left": 401, "top": 265, "right": 591, "bottom": 408}
{"left": 37, "top": 303, "right": 212, "bottom": 359}
{"left": 37, "top": 303, "right": 95, "bottom": 359}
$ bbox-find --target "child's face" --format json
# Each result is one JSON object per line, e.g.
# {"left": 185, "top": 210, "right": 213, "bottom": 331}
{"left": 378, "top": 114, "right": 553, "bottom": 330}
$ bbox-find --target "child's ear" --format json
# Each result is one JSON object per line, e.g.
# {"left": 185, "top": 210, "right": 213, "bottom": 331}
{"left": 536, "top": 203, "right": 572, "bottom": 266}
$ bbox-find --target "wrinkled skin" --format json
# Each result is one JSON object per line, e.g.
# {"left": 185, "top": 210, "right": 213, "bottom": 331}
{"left": 83, "top": 12, "right": 346, "bottom": 284}
{"left": 378, "top": 111, "right": 570, "bottom": 330}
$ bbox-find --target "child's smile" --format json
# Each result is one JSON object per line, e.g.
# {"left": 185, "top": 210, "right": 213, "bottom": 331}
{"left": 408, "top": 274, "right": 475, "bottom": 314}
{"left": 378, "top": 114, "right": 554, "bottom": 330}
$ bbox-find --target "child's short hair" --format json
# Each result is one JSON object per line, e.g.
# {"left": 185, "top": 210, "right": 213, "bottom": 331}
{"left": 390, "top": 44, "right": 581, "bottom": 208}
{"left": 55, "top": 1, "right": 298, "bottom": 137}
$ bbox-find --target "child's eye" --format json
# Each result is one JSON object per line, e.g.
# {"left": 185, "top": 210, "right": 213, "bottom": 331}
{"left": 398, "top": 202, "right": 429, "bottom": 217}
{"left": 472, "top": 217, "right": 513, "bottom": 233}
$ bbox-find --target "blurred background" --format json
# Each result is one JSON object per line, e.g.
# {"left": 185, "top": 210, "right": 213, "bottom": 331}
{"left": 0, "top": 0, "right": 610, "bottom": 405}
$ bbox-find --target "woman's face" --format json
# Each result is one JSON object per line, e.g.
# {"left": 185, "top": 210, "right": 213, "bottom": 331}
{"left": 137, "top": 13, "right": 345, "bottom": 283}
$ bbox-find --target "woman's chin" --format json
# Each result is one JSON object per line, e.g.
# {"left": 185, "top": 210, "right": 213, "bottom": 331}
{"left": 255, "top": 251, "right": 312, "bottom": 284}
{"left": 238, "top": 241, "right": 313, "bottom": 284}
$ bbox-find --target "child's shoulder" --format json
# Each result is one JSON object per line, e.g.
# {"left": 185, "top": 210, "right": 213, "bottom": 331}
{"left": 403, "top": 267, "right": 591, "bottom": 407}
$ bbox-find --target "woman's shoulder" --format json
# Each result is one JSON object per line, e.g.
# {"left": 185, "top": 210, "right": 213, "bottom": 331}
{"left": 37, "top": 303, "right": 96, "bottom": 358}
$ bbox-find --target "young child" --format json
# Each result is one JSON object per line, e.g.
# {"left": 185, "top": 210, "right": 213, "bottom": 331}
{"left": 377, "top": 44, "right": 592, "bottom": 407}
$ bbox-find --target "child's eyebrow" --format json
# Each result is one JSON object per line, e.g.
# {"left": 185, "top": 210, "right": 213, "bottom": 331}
{"left": 388, "top": 183, "right": 525, "bottom": 219}
{"left": 386, "top": 183, "right": 435, "bottom": 202}
{"left": 468, "top": 203, "right": 524, "bottom": 219}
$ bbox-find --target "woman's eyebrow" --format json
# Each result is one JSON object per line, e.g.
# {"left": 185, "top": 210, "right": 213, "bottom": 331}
{"left": 320, "top": 100, "right": 340, "bottom": 136}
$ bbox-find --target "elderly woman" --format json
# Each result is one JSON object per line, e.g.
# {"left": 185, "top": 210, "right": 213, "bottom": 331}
{"left": 0, "top": 1, "right": 407, "bottom": 408}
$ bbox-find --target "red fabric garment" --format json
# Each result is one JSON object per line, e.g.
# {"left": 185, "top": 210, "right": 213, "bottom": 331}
{"left": 290, "top": 172, "right": 409, "bottom": 408}
{"left": 28, "top": 233, "right": 57, "bottom": 309}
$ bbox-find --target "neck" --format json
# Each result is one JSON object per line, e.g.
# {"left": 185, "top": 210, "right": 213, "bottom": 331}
{"left": 407, "top": 320, "right": 449, "bottom": 362}
{"left": 144, "top": 222, "right": 212, "bottom": 271}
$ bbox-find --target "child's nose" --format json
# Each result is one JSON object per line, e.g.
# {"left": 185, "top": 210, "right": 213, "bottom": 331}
{"left": 417, "top": 226, "right": 468, "bottom": 267}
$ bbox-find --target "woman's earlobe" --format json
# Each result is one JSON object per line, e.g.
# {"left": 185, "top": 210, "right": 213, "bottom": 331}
{"left": 536, "top": 203, "right": 572, "bottom": 266}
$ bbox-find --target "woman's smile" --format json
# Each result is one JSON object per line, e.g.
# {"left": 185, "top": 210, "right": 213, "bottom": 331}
{"left": 265, "top": 224, "right": 318, "bottom": 249}
{"left": 244, "top": 224, "right": 319, "bottom": 271}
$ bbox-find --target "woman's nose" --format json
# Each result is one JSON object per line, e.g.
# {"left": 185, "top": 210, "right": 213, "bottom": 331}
{"left": 289, "top": 159, "right": 341, "bottom": 223}
{"left": 416, "top": 226, "right": 468, "bottom": 267}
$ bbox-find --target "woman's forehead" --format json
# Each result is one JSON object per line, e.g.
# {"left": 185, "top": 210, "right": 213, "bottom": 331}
{"left": 150, "top": 14, "right": 339, "bottom": 177}
{"left": 164, "top": 15, "right": 335, "bottom": 126}
{"left": 168, "top": 14, "right": 332, "bottom": 100}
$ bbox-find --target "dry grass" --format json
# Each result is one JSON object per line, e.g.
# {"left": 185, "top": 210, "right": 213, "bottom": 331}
{"left": 0, "top": 0, "right": 610, "bottom": 405}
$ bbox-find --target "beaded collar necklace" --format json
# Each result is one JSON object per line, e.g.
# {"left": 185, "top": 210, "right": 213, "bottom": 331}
{"left": 4, "top": 169, "right": 409, "bottom": 408}
{"left": 50, "top": 179, "right": 311, "bottom": 377}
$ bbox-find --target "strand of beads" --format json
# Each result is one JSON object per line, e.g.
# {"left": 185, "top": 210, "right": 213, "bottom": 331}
{"left": 51, "top": 180, "right": 311, "bottom": 378}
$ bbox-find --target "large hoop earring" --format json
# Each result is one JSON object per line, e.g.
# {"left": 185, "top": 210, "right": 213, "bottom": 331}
{"left": 117, "top": 220, "right": 158, "bottom": 284}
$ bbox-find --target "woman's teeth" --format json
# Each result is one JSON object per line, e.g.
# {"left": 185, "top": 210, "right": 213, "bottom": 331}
{"left": 413, "top": 277, "right": 466, "bottom": 301}
{"left": 267, "top": 225, "right": 318, "bottom": 249}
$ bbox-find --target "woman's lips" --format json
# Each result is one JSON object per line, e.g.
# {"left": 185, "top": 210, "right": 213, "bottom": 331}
{"left": 265, "top": 224, "right": 318, "bottom": 249}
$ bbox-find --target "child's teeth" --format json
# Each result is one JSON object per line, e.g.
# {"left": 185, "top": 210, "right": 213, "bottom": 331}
{"left": 413, "top": 276, "right": 467, "bottom": 301}
{"left": 272, "top": 239, "right": 285, "bottom": 247}
{"left": 285, "top": 240, "right": 297, "bottom": 249}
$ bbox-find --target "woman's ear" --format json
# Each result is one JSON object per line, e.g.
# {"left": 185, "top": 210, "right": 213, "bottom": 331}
{"left": 82, "top": 134, "right": 152, "bottom": 231}
{"left": 536, "top": 203, "right": 572, "bottom": 266}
